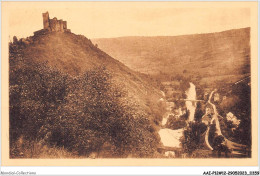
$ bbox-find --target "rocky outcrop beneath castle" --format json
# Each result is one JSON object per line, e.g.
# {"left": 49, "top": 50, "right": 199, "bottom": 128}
{"left": 9, "top": 36, "right": 34, "bottom": 58}
{"left": 33, "top": 29, "right": 49, "bottom": 36}
{"left": 33, "top": 28, "right": 71, "bottom": 36}
{"left": 11, "top": 36, "right": 33, "bottom": 46}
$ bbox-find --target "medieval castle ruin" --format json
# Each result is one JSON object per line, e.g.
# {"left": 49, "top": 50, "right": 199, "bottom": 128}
{"left": 42, "top": 12, "right": 70, "bottom": 32}
{"left": 34, "top": 12, "right": 71, "bottom": 36}
{"left": 11, "top": 12, "right": 71, "bottom": 47}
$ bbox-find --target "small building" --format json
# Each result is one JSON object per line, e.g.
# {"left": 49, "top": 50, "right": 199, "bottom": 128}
{"left": 213, "top": 93, "right": 220, "bottom": 102}
{"left": 205, "top": 107, "right": 212, "bottom": 115}
{"left": 226, "top": 112, "right": 240, "bottom": 127}
{"left": 203, "top": 92, "right": 209, "bottom": 101}
{"left": 202, "top": 115, "right": 211, "bottom": 125}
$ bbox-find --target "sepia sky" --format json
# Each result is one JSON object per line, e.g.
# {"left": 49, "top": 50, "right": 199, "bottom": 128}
{"left": 6, "top": 2, "right": 251, "bottom": 39}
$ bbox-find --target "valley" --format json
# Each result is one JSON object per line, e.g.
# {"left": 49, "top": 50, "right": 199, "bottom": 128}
{"left": 9, "top": 13, "right": 251, "bottom": 158}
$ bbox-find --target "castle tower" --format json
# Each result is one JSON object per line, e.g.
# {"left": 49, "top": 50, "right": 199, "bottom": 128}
{"left": 42, "top": 12, "right": 50, "bottom": 30}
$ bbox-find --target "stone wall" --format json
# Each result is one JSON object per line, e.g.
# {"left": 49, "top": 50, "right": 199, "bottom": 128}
{"left": 63, "top": 21, "right": 67, "bottom": 29}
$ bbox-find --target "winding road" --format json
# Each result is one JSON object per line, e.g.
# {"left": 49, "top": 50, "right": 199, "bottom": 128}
{"left": 203, "top": 90, "right": 249, "bottom": 157}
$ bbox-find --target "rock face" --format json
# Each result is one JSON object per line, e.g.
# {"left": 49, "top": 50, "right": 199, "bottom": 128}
{"left": 42, "top": 12, "right": 70, "bottom": 32}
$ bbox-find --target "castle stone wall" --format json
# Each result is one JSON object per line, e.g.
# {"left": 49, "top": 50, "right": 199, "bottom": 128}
{"left": 58, "top": 20, "right": 64, "bottom": 32}
{"left": 63, "top": 21, "right": 67, "bottom": 29}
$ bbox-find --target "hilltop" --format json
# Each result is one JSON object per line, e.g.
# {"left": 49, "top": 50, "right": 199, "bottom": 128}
{"left": 93, "top": 28, "right": 250, "bottom": 86}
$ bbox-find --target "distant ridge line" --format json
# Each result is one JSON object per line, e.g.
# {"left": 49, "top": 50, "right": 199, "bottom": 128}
{"left": 92, "top": 27, "right": 250, "bottom": 40}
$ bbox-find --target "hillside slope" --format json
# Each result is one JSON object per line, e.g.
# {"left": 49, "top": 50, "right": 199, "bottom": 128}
{"left": 9, "top": 31, "right": 164, "bottom": 158}
{"left": 18, "top": 32, "right": 162, "bottom": 117}
{"left": 93, "top": 28, "right": 250, "bottom": 85}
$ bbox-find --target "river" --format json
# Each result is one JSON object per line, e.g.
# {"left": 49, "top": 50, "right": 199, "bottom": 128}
{"left": 158, "top": 82, "right": 197, "bottom": 152}
{"left": 185, "top": 82, "right": 197, "bottom": 122}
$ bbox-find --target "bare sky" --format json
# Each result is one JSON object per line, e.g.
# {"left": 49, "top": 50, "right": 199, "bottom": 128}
{"left": 6, "top": 2, "right": 250, "bottom": 39}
